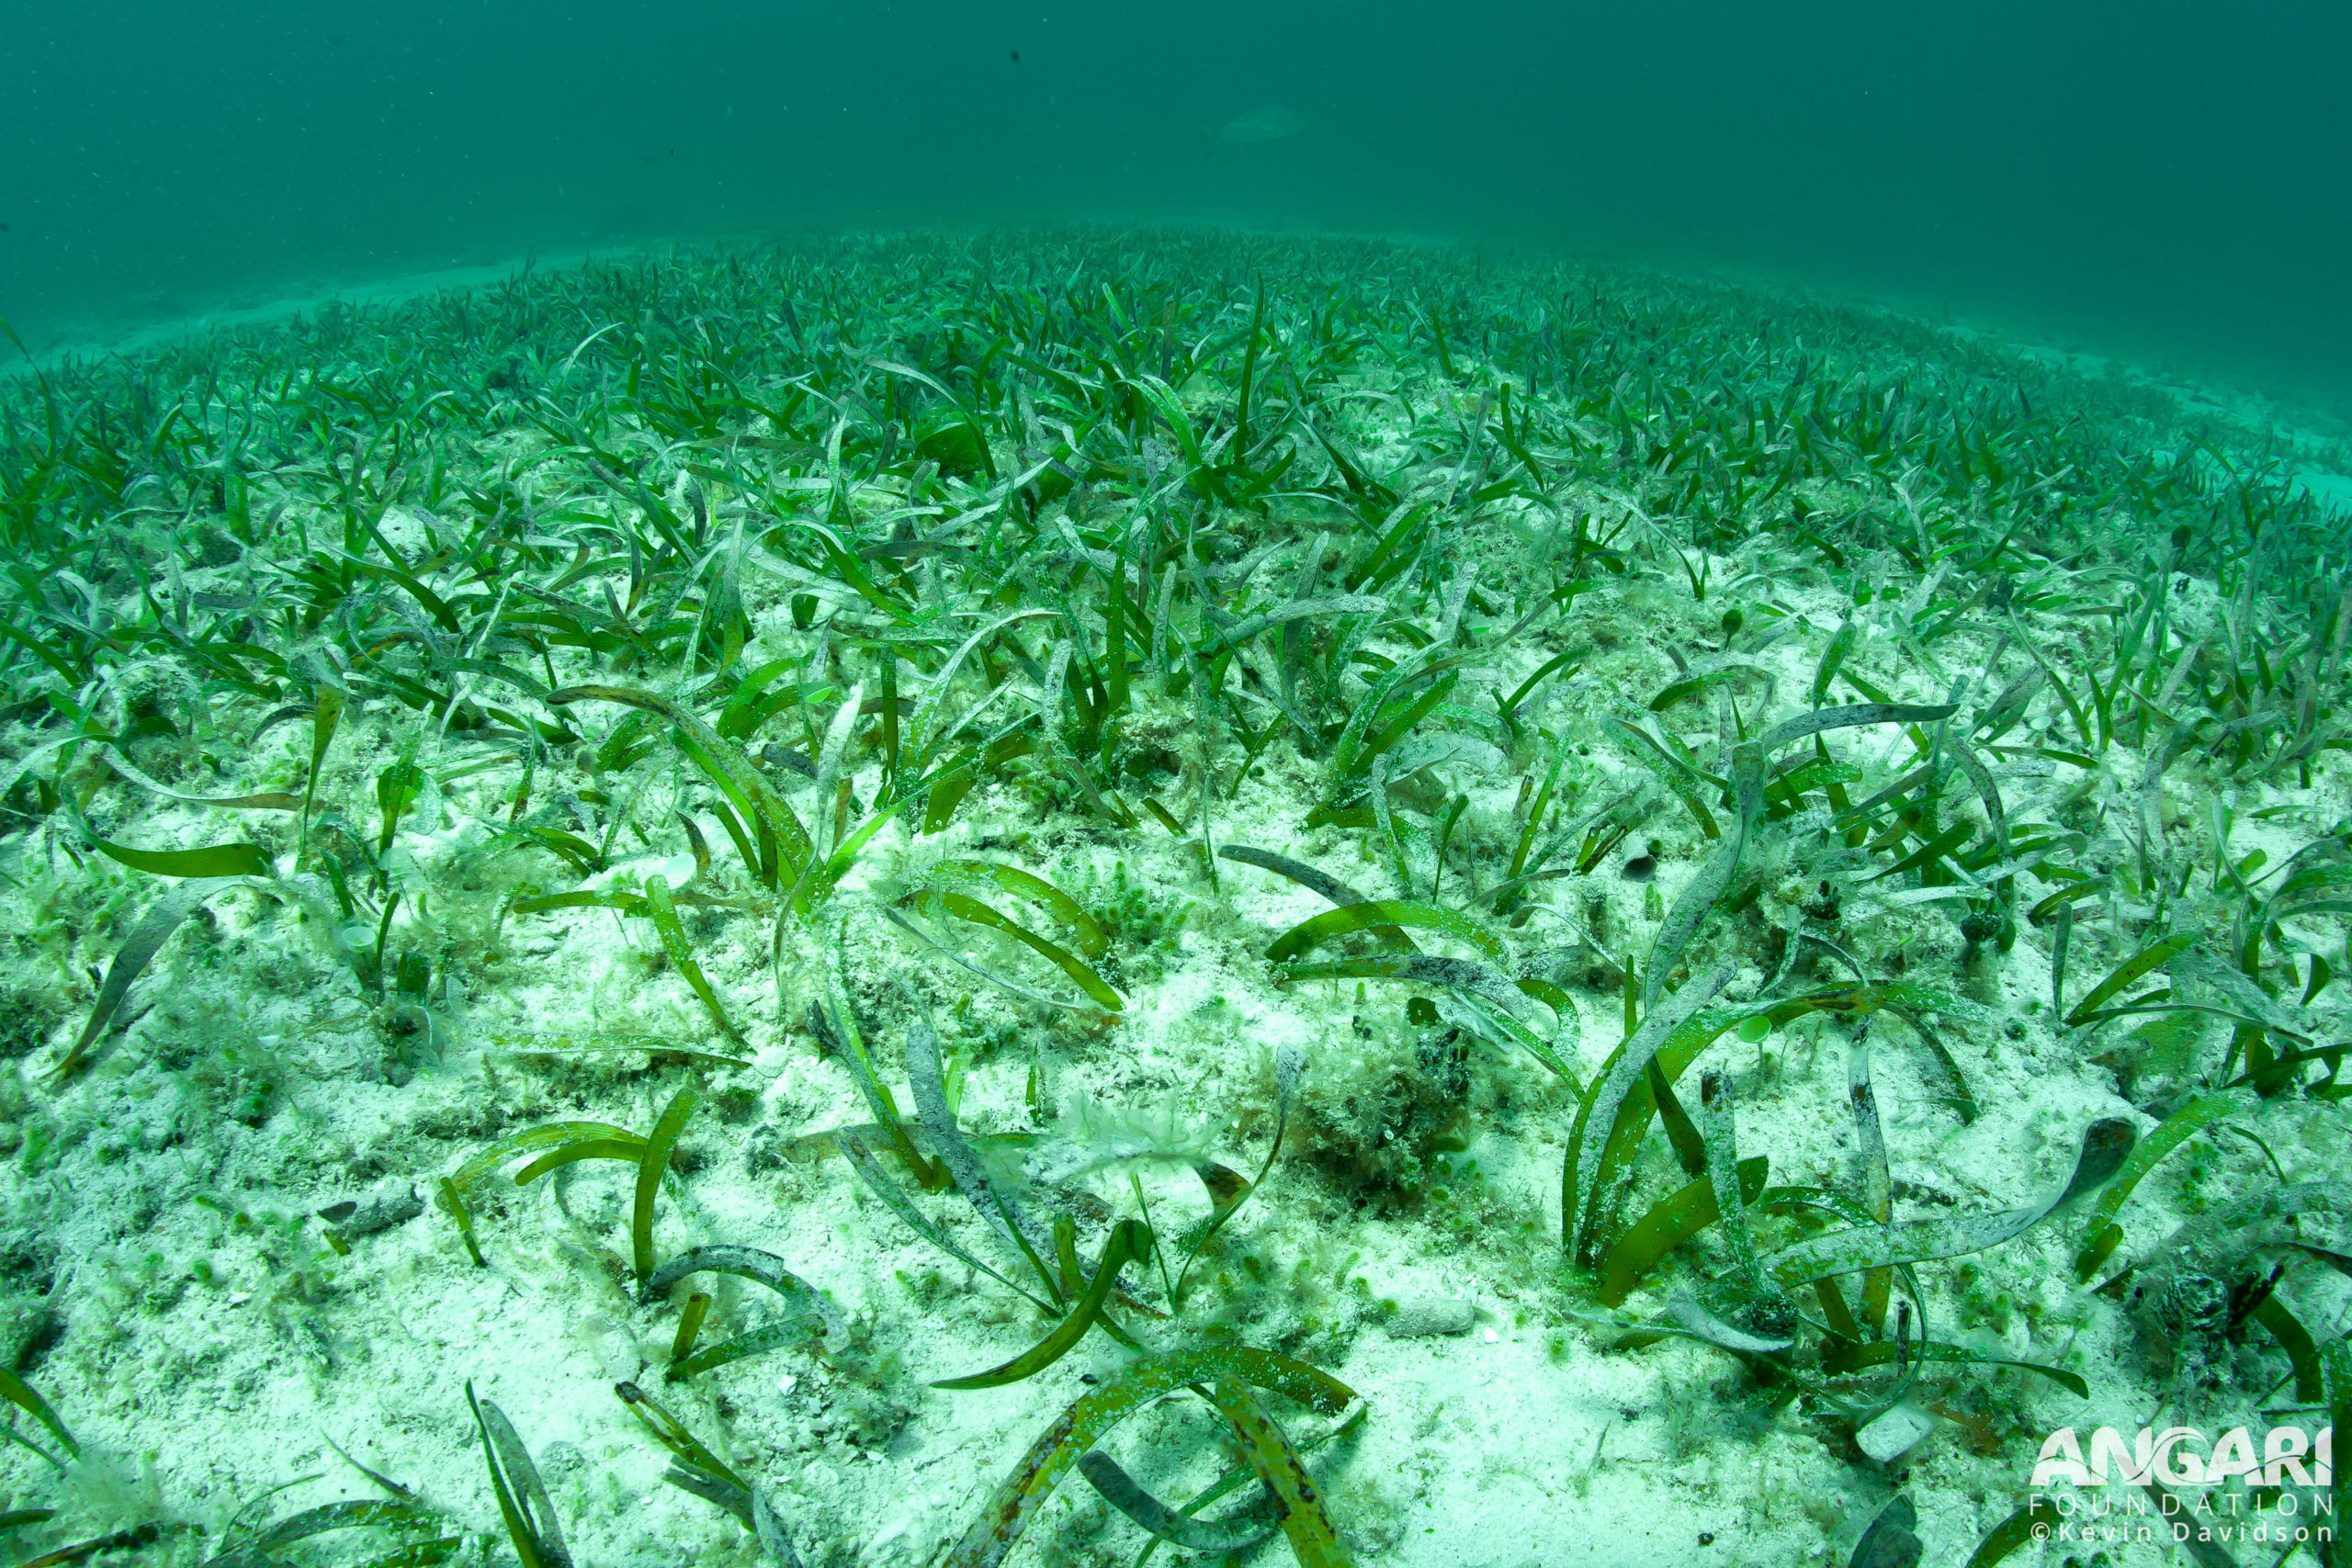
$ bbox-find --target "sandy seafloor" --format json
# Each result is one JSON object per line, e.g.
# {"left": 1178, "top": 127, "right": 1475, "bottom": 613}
{"left": 2, "top": 254, "right": 2350, "bottom": 1568}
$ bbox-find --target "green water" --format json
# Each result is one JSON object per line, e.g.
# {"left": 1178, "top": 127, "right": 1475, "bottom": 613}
{"left": 6, "top": 1, "right": 2352, "bottom": 411}
{"left": 4, "top": 9, "right": 2352, "bottom": 1566}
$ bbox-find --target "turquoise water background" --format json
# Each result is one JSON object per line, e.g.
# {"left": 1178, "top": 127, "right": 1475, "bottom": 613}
{"left": 3, "top": 1, "right": 2347, "bottom": 407}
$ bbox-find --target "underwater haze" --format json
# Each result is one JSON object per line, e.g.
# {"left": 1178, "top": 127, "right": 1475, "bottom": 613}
{"left": 6, "top": 0, "right": 2352, "bottom": 404}
{"left": 9, "top": 5, "right": 2352, "bottom": 1568}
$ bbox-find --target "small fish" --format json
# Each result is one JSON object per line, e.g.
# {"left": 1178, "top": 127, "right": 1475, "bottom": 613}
{"left": 1208, "top": 106, "right": 1306, "bottom": 144}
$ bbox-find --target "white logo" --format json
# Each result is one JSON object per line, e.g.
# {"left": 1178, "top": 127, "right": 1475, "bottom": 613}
{"left": 2030, "top": 1427, "right": 2331, "bottom": 1489}
{"left": 2027, "top": 1429, "right": 2335, "bottom": 1550}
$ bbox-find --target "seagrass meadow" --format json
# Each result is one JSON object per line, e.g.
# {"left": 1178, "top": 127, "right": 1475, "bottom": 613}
{"left": 0, "top": 229, "right": 2350, "bottom": 1568}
